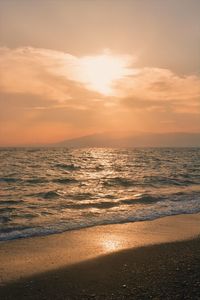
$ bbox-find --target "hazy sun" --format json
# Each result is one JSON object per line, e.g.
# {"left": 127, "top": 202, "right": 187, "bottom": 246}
{"left": 80, "top": 53, "right": 133, "bottom": 95}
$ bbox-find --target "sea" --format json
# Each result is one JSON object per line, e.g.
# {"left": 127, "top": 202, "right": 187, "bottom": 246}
{"left": 0, "top": 147, "right": 200, "bottom": 242}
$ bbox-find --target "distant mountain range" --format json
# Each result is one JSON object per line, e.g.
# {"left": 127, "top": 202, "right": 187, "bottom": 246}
{"left": 51, "top": 132, "right": 200, "bottom": 148}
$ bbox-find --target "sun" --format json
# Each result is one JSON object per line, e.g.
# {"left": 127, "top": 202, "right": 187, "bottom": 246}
{"left": 80, "top": 53, "right": 133, "bottom": 95}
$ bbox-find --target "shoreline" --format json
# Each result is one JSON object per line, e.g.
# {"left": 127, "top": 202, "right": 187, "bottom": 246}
{"left": 1, "top": 207, "right": 200, "bottom": 243}
{"left": 0, "top": 213, "right": 200, "bottom": 287}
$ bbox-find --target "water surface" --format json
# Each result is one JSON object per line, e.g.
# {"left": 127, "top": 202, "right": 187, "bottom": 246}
{"left": 0, "top": 147, "right": 200, "bottom": 241}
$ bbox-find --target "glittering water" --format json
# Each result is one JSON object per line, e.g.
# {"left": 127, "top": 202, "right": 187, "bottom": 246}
{"left": 0, "top": 147, "right": 200, "bottom": 241}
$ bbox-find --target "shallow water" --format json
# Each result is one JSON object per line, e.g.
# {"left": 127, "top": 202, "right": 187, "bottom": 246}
{"left": 0, "top": 147, "right": 200, "bottom": 241}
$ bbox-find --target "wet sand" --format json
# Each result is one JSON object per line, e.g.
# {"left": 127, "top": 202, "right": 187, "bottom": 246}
{"left": 0, "top": 214, "right": 200, "bottom": 299}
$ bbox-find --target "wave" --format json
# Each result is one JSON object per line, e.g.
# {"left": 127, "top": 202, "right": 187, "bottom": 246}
{"left": 0, "top": 216, "right": 12, "bottom": 223}
{"left": 60, "top": 194, "right": 166, "bottom": 210}
{"left": 0, "top": 177, "right": 21, "bottom": 183}
{"left": 70, "top": 192, "right": 94, "bottom": 200}
{"left": 1, "top": 205, "right": 200, "bottom": 242}
{"left": 25, "top": 178, "right": 48, "bottom": 184}
{"left": 0, "top": 200, "right": 24, "bottom": 205}
{"left": 54, "top": 163, "right": 80, "bottom": 171}
{"left": 144, "top": 176, "right": 199, "bottom": 187}
{"left": 120, "top": 194, "right": 158, "bottom": 205}
{"left": 52, "top": 178, "right": 78, "bottom": 184}
{"left": 63, "top": 201, "right": 118, "bottom": 210}
{"left": 103, "top": 177, "right": 135, "bottom": 187}
{"left": 31, "top": 190, "right": 61, "bottom": 199}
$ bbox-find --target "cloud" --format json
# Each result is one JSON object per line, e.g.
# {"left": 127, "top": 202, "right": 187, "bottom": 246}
{"left": 118, "top": 67, "right": 200, "bottom": 100}
{"left": 117, "top": 67, "right": 200, "bottom": 114}
{"left": 1, "top": 47, "right": 199, "bottom": 109}
{"left": 0, "top": 47, "right": 133, "bottom": 102}
{"left": 0, "top": 46, "right": 200, "bottom": 145}
{"left": 0, "top": 47, "right": 104, "bottom": 104}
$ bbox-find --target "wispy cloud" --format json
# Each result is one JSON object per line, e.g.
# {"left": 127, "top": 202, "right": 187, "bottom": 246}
{"left": 117, "top": 67, "right": 200, "bottom": 113}
{"left": 0, "top": 47, "right": 104, "bottom": 104}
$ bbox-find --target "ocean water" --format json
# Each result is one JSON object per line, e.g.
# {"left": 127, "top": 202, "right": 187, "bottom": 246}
{"left": 0, "top": 147, "right": 200, "bottom": 242}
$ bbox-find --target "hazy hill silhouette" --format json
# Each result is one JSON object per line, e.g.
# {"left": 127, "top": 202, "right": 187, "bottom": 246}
{"left": 52, "top": 132, "right": 200, "bottom": 147}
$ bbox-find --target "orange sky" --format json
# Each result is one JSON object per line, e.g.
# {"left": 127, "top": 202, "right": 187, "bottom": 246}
{"left": 0, "top": 0, "right": 200, "bottom": 146}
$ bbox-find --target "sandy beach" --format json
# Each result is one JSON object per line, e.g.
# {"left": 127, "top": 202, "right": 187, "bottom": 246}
{"left": 0, "top": 213, "right": 200, "bottom": 299}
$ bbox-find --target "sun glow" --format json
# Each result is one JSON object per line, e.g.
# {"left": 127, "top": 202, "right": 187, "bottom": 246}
{"left": 80, "top": 53, "right": 133, "bottom": 95}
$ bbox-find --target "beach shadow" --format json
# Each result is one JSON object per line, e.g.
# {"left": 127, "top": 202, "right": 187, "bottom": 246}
{"left": 1, "top": 238, "right": 200, "bottom": 299}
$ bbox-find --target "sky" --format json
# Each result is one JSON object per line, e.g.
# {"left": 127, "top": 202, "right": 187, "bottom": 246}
{"left": 0, "top": 0, "right": 200, "bottom": 146}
